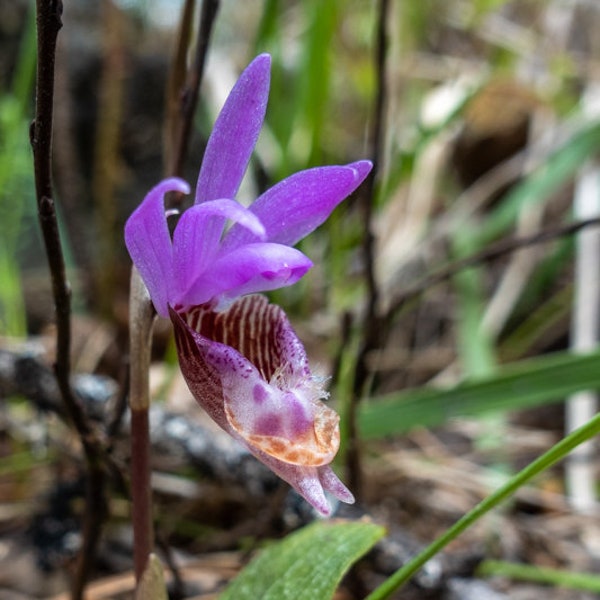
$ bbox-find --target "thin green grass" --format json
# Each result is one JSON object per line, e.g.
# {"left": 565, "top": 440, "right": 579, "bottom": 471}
{"left": 366, "top": 411, "right": 600, "bottom": 599}
{"left": 478, "top": 559, "right": 600, "bottom": 594}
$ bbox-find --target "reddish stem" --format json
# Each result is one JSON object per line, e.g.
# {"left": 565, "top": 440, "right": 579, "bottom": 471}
{"left": 131, "top": 407, "right": 153, "bottom": 580}
{"left": 128, "top": 269, "right": 156, "bottom": 582}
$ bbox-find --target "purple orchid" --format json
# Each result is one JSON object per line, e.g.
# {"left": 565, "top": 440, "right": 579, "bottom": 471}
{"left": 170, "top": 295, "right": 355, "bottom": 515}
{"left": 124, "top": 53, "right": 371, "bottom": 514}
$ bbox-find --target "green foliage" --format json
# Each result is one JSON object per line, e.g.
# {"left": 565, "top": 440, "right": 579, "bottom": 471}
{"left": 452, "top": 234, "right": 497, "bottom": 378}
{"left": 365, "top": 412, "right": 600, "bottom": 599}
{"left": 474, "top": 120, "right": 600, "bottom": 246}
{"left": 220, "top": 520, "right": 385, "bottom": 600}
{"left": 9, "top": 2, "right": 600, "bottom": 598}
{"left": 0, "top": 5, "right": 37, "bottom": 335}
{"left": 359, "top": 350, "right": 600, "bottom": 439}
{"left": 478, "top": 559, "right": 600, "bottom": 593}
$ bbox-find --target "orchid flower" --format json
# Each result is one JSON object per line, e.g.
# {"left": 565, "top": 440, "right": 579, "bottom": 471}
{"left": 170, "top": 295, "right": 355, "bottom": 515}
{"left": 124, "top": 53, "right": 372, "bottom": 514}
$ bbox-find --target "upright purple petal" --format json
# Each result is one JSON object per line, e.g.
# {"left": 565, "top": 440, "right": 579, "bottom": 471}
{"left": 195, "top": 54, "right": 271, "bottom": 204}
{"left": 221, "top": 160, "right": 373, "bottom": 250}
{"left": 182, "top": 243, "right": 312, "bottom": 307}
{"left": 124, "top": 177, "right": 190, "bottom": 317}
{"left": 172, "top": 199, "right": 266, "bottom": 304}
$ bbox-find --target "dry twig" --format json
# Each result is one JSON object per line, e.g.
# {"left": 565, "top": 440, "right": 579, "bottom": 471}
{"left": 31, "top": 1, "right": 110, "bottom": 597}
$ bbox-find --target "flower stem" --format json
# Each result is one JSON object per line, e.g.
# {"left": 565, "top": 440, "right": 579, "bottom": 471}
{"left": 365, "top": 412, "right": 600, "bottom": 600}
{"left": 129, "top": 269, "right": 156, "bottom": 581}
{"left": 131, "top": 406, "right": 153, "bottom": 580}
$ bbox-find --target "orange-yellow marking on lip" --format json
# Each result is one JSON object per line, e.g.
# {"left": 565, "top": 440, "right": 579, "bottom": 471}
{"left": 225, "top": 400, "right": 340, "bottom": 466}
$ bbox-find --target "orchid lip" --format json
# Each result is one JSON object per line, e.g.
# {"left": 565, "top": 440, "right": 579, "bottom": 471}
{"left": 169, "top": 295, "right": 354, "bottom": 514}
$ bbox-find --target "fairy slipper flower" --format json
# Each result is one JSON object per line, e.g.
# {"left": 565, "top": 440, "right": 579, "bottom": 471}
{"left": 124, "top": 53, "right": 372, "bottom": 513}
{"left": 169, "top": 295, "right": 354, "bottom": 514}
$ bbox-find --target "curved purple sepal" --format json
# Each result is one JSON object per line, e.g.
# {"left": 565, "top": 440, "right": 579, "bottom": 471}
{"left": 172, "top": 199, "right": 266, "bottom": 303}
{"left": 180, "top": 243, "right": 312, "bottom": 309}
{"left": 124, "top": 177, "right": 190, "bottom": 317}
{"left": 222, "top": 160, "right": 373, "bottom": 250}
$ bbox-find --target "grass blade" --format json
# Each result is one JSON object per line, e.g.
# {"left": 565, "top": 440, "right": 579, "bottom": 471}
{"left": 359, "top": 350, "right": 600, "bottom": 438}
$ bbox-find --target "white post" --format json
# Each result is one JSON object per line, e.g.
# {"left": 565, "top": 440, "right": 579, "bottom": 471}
{"left": 567, "top": 86, "right": 600, "bottom": 512}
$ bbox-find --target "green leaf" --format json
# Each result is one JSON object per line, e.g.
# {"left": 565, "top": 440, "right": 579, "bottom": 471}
{"left": 365, "top": 413, "right": 600, "bottom": 599}
{"left": 359, "top": 350, "right": 600, "bottom": 439}
{"left": 219, "top": 520, "right": 385, "bottom": 600}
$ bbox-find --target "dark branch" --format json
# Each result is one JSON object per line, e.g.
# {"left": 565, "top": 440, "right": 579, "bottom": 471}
{"left": 32, "top": 2, "right": 109, "bottom": 598}
{"left": 388, "top": 216, "right": 600, "bottom": 316}
{"left": 347, "top": 0, "right": 391, "bottom": 495}
{"left": 32, "top": 0, "right": 90, "bottom": 439}
{"left": 167, "top": 0, "right": 220, "bottom": 194}
{"left": 128, "top": 0, "right": 220, "bottom": 585}
{"left": 361, "top": 0, "right": 388, "bottom": 320}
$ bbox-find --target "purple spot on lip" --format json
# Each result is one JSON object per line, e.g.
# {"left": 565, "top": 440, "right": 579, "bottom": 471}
{"left": 253, "top": 383, "right": 268, "bottom": 404}
{"left": 255, "top": 412, "right": 282, "bottom": 436}
{"left": 286, "top": 392, "right": 311, "bottom": 437}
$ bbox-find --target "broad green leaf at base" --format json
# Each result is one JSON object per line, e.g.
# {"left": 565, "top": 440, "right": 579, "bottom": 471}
{"left": 219, "top": 520, "right": 385, "bottom": 600}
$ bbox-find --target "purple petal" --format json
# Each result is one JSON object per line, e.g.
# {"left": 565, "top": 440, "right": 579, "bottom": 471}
{"left": 124, "top": 177, "right": 190, "bottom": 317}
{"left": 247, "top": 449, "right": 337, "bottom": 515}
{"left": 181, "top": 243, "right": 312, "bottom": 307}
{"left": 172, "top": 199, "right": 266, "bottom": 303}
{"left": 178, "top": 297, "right": 340, "bottom": 467}
{"left": 222, "top": 160, "right": 373, "bottom": 250}
{"left": 293, "top": 467, "right": 332, "bottom": 515}
{"left": 318, "top": 466, "right": 355, "bottom": 504}
{"left": 195, "top": 54, "right": 271, "bottom": 204}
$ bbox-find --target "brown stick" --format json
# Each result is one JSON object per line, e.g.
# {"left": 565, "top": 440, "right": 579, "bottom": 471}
{"left": 164, "top": 0, "right": 196, "bottom": 176}
{"left": 127, "top": 1, "right": 220, "bottom": 585}
{"left": 167, "top": 0, "right": 220, "bottom": 200}
{"left": 31, "top": 2, "right": 108, "bottom": 598}
{"left": 92, "top": 0, "right": 126, "bottom": 316}
{"left": 388, "top": 216, "right": 600, "bottom": 316}
{"left": 346, "top": 0, "right": 390, "bottom": 496}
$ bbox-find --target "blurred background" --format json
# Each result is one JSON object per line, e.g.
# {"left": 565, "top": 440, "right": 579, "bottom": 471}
{"left": 1, "top": 1, "right": 600, "bottom": 598}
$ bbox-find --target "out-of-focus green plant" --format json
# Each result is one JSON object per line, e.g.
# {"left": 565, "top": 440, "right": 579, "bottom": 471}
{"left": 0, "top": 6, "right": 37, "bottom": 336}
{"left": 359, "top": 349, "right": 600, "bottom": 438}
{"left": 478, "top": 559, "right": 600, "bottom": 593}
